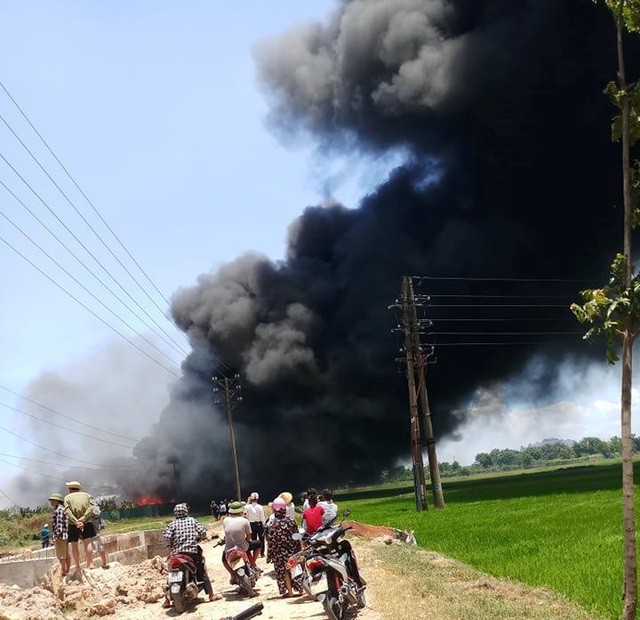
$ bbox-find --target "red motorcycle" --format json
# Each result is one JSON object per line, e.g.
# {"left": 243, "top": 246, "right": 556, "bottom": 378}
{"left": 166, "top": 549, "right": 208, "bottom": 612}
{"left": 224, "top": 545, "right": 259, "bottom": 597}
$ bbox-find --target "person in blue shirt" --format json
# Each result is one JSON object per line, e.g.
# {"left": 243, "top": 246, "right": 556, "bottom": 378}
{"left": 40, "top": 523, "right": 50, "bottom": 548}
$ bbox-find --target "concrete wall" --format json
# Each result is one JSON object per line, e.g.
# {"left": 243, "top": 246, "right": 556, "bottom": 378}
{"left": 0, "top": 529, "right": 168, "bottom": 589}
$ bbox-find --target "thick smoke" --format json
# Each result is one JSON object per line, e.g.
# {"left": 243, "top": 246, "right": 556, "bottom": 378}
{"left": 2, "top": 338, "right": 173, "bottom": 508}
{"left": 124, "top": 0, "right": 639, "bottom": 505}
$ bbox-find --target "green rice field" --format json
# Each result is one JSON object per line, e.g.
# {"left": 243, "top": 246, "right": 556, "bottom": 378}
{"left": 338, "top": 462, "right": 639, "bottom": 620}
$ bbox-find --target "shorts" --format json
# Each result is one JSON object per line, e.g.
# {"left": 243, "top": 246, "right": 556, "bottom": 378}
{"left": 68, "top": 522, "right": 96, "bottom": 543}
{"left": 54, "top": 539, "right": 69, "bottom": 560}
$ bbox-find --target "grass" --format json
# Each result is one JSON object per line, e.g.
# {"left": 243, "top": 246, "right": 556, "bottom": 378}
{"left": 339, "top": 461, "right": 636, "bottom": 620}
{"left": 361, "top": 539, "right": 603, "bottom": 620}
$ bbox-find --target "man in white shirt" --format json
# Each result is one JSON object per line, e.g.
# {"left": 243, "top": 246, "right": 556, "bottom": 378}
{"left": 318, "top": 488, "right": 338, "bottom": 525}
{"left": 244, "top": 492, "right": 266, "bottom": 559}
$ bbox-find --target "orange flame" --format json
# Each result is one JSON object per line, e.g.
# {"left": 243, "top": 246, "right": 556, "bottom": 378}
{"left": 136, "top": 494, "right": 163, "bottom": 506}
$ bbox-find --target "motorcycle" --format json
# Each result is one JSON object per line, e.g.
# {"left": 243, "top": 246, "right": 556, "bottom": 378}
{"left": 166, "top": 547, "right": 209, "bottom": 612}
{"left": 294, "top": 510, "right": 366, "bottom": 620}
{"left": 224, "top": 544, "right": 259, "bottom": 597}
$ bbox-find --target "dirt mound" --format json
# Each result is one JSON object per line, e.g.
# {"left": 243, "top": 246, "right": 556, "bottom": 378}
{"left": 0, "top": 557, "right": 167, "bottom": 620}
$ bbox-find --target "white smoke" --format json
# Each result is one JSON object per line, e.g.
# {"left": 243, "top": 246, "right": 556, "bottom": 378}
{"left": 438, "top": 357, "right": 638, "bottom": 465}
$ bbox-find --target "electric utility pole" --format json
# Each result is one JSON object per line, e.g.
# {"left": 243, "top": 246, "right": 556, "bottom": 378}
{"left": 390, "top": 277, "right": 428, "bottom": 511}
{"left": 390, "top": 276, "right": 445, "bottom": 511}
{"left": 411, "top": 279, "right": 445, "bottom": 509}
{"left": 213, "top": 374, "right": 243, "bottom": 501}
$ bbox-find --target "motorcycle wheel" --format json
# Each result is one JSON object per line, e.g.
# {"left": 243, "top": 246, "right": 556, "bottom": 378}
{"left": 356, "top": 587, "right": 367, "bottom": 608}
{"left": 172, "top": 592, "right": 187, "bottom": 613}
{"left": 301, "top": 575, "right": 312, "bottom": 596}
{"left": 322, "top": 594, "right": 345, "bottom": 620}
{"left": 239, "top": 574, "right": 257, "bottom": 597}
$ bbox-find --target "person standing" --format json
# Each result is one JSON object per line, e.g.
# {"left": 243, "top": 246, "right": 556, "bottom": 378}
{"left": 48, "top": 492, "right": 69, "bottom": 576}
{"left": 63, "top": 481, "right": 95, "bottom": 572}
{"left": 267, "top": 498, "right": 301, "bottom": 598}
{"left": 40, "top": 523, "right": 50, "bottom": 548}
{"left": 90, "top": 498, "right": 109, "bottom": 569}
{"left": 278, "top": 492, "right": 296, "bottom": 521}
{"left": 245, "top": 492, "right": 266, "bottom": 559}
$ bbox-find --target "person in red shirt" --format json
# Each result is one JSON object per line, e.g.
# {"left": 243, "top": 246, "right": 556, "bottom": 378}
{"left": 301, "top": 492, "right": 324, "bottom": 535}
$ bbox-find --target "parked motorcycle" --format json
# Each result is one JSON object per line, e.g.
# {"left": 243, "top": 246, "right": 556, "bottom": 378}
{"left": 224, "top": 544, "right": 259, "bottom": 597}
{"left": 166, "top": 547, "right": 208, "bottom": 612}
{"left": 291, "top": 510, "right": 366, "bottom": 620}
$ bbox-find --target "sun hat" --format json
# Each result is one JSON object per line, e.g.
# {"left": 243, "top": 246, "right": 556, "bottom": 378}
{"left": 48, "top": 492, "right": 64, "bottom": 502}
{"left": 278, "top": 491, "right": 293, "bottom": 504}
{"left": 65, "top": 480, "right": 82, "bottom": 490}
{"left": 228, "top": 501, "right": 245, "bottom": 515}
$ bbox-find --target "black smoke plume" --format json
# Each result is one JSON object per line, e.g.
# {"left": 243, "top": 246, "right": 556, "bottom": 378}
{"left": 122, "top": 0, "right": 639, "bottom": 505}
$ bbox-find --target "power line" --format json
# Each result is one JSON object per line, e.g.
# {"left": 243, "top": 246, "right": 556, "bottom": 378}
{"left": 0, "top": 205, "right": 183, "bottom": 371}
{"left": 0, "top": 401, "right": 136, "bottom": 448}
{"left": 429, "top": 331, "right": 584, "bottom": 336}
{"left": 430, "top": 304, "right": 570, "bottom": 308}
{"left": 0, "top": 451, "right": 140, "bottom": 472}
{"left": 0, "top": 456, "right": 67, "bottom": 482}
{"left": 430, "top": 317, "right": 576, "bottom": 321}
{"left": 0, "top": 83, "right": 242, "bottom": 378}
{"left": 0, "top": 180, "right": 188, "bottom": 358}
{"left": 0, "top": 234, "right": 181, "bottom": 378}
{"left": 0, "top": 154, "right": 190, "bottom": 357}
{"left": 0, "top": 110, "right": 180, "bottom": 322}
{"left": 0, "top": 78, "right": 175, "bottom": 311}
{"left": 0, "top": 424, "right": 134, "bottom": 468}
{"left": 0, "top": 488, "right": 17, "bottom": 507}
{"left": 428, "top": 294, "right": 575, "bottom": 299}
{"left": 418, "top": 276, "right": 599, "bottom": 283}
{"left": 0, "top": 383, "right": 141, "bottom": 443}
{"left": 432, "top": 341, "right": 589, "bottom": 346}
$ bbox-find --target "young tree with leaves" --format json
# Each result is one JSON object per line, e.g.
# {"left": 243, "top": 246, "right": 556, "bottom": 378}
{"left": 571, "top": 1, "right": 640, "bottom": 618}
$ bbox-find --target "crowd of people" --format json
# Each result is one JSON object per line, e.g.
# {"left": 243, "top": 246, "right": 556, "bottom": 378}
{"left": 44, "top": 480, "right": 109, "bottom": 576}
{"left": 163, "top": 487, "right": 338, "bottom": 606}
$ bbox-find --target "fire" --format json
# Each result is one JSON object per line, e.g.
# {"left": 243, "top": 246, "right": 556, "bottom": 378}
{"left": 136, "top": 494, "right": 164, "bottom": 506}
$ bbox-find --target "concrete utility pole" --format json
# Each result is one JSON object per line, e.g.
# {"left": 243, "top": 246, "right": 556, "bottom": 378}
{"left": 390, "top": 277, "right": 428, "bottom": 511}
{"left": 390, "top": 276, "right": 445, "bottom": 511}
{"left": 213, "top": 374, "right": 243, "bottom": 501}
{"left": 411, "top": 293, "right": 445, "bottom": 509}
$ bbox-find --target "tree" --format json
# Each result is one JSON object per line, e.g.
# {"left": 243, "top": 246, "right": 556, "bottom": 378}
{"left": 474, "top": 452, "right": 493, "bottom": 469}
{"left": 571, "top": 2, "right": 640, "bottom": 617}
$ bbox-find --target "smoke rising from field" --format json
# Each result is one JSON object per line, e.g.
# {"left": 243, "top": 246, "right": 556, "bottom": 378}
{"left": 122, "top": 0, "right": 638, "bottom": 505}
